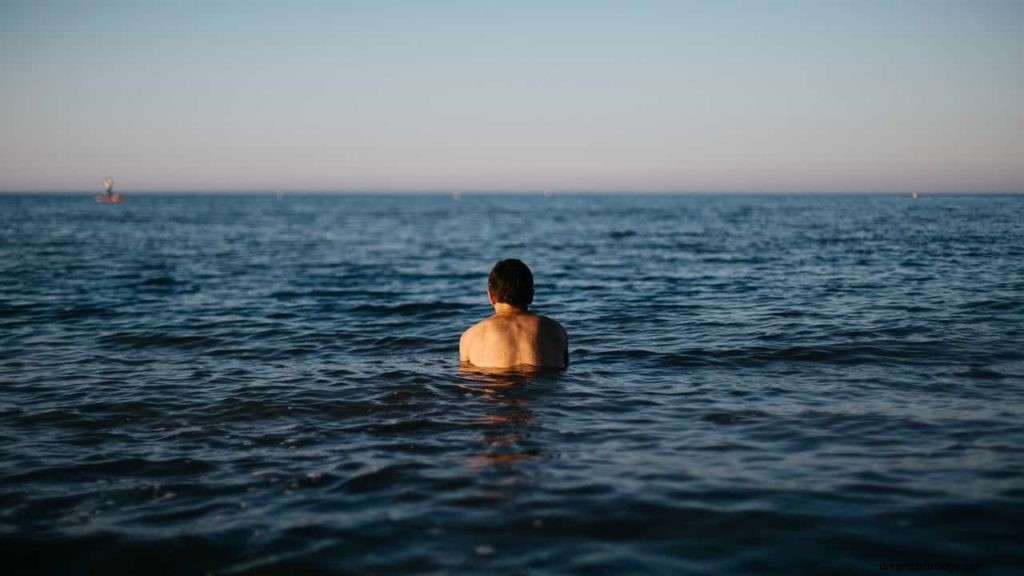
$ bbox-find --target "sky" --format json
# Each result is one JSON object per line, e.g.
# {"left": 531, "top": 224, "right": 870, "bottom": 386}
{"left": 1, "top": 0, "right": 1022, "bottom": 193}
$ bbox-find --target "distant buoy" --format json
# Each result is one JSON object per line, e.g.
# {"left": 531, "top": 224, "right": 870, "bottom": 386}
{"left": 95, "top": 176, "right": 123, "bottom": 203}
{"left": 911, "top": 191, "right": 919, "bottom": 200}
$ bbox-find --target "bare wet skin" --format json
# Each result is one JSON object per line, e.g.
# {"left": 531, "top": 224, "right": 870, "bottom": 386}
{"left": 460, "top": 305, "right": 568, "bottom": 369}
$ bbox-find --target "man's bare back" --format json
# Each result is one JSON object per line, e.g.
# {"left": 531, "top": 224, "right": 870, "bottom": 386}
{"left": 460, "top": 308, "right": 568, "bottom": 369}
{"left": 459, "top": 259, "right": 568, "bottom": 370}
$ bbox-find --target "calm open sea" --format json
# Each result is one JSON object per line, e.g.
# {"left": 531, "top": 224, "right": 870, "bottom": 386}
{"left": 1, "top": 193, "right": 1022, "bottom": 575}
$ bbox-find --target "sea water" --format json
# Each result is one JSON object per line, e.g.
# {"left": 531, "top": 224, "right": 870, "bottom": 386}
{"left": 1, "top": 193, "right": 1022, "bottom": 574}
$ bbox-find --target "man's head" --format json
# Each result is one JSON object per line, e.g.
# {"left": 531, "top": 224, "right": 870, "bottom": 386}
{"left": 487, "top": 259, "right": 534, "bottom": 309}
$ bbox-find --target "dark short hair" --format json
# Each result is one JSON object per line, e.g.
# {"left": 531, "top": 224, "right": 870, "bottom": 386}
{"left": 488, "top": 259, "right": 534, "bottom": 308}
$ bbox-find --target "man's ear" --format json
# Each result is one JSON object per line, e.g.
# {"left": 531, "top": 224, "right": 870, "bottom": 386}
{"left": 487, "top": 288, "right": 495, "bottom": 305}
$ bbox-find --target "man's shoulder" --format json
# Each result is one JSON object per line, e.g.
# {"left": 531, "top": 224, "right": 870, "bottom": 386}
{"left": 460, "top": 319, "right": 491, "bottom": 362}
{"left": 461, "top": 318, "right": 492, "bottom": 339}
{"left": 535, "top": 314, "right": 566, "bottom": 330}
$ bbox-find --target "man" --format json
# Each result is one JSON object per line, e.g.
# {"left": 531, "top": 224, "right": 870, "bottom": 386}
{"left": 460, "top": 259, "right": 568, "bottom": 369}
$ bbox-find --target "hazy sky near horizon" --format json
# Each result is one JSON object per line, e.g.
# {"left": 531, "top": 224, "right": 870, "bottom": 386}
{"left": 2, "top": 0, "right": 1022, "bottom": 193}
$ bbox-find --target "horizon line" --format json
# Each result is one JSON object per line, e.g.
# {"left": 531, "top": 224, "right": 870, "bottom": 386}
{"left": 2, "top": 190, "right": 1024, "bottom": 196}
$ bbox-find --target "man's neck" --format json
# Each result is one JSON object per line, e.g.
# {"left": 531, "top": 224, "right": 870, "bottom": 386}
{"left": 492, "top": 302, "right": 528, "bottom": 316}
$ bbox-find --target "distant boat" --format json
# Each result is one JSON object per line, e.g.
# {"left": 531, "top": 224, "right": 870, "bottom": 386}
{"left": 95, "top": 177, "right": 123, "bottom": 204}
{"left": 911, "top": 191, "right": 919, "bottom": 200}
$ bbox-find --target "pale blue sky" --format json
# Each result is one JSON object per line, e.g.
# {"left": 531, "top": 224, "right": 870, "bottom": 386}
{"left": 1, "top": 0, "right": 1021, "bottom": 192}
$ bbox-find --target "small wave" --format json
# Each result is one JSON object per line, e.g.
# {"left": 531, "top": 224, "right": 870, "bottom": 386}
{"left": 54, "top": 305, "right": 118, "bottom": 320}
{"left": 135, "top": 276, "right": 200, "bottom": 294}
{"left": 959, "top": 299, "right": 1023, "bottom": 313}
{"left": 609, "top": 230, "right": 637, "bottom": 239}
{"left": 351, "top": 302, "right": 465, "bottom": 316}
{"left": 955, "top": 366, "right": 1006, "bottom": 380}
{"left": 7, "top": 457, "right": 214, "bottom": 483}
{"left": 595, "top": 341, "right": 951, "bottom": 368}
{"left": 0, "top": 302, "right": 47, "bottom": 318}
{"left": 702, "top": 410, "right": 768, "bottom": 426}
{"left": 140, "top": 276, "right": 177, "bottom": 286}
{"left": 356, "top": 336, "right": 439, "bottom": 353}
{"left": 270, "top": 288, "right": 399, "bottom": 300}
{"left": 336, "top": 463, "right": 424, "bottom": 493}
{"left": 97, "top": 332, "right": 222, "bottom": 350}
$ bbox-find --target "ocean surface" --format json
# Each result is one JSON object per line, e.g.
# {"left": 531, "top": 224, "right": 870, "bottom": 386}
{"left": 1, "top": 193, "right": 1022, "bottom": 575}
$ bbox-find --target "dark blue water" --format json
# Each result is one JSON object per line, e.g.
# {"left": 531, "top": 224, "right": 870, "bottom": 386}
{"left": 1, "top": 193, "right": 1022, "bottom": 575}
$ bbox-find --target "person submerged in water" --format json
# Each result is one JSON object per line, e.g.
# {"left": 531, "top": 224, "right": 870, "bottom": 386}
{"left": 460, "top": 259, "right": 568, "bottom": 369}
